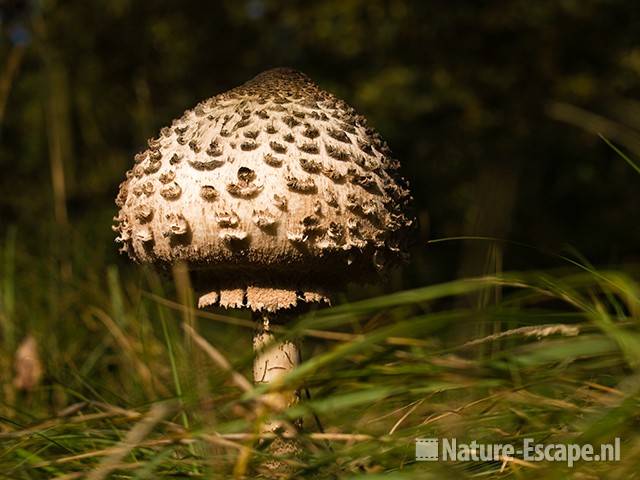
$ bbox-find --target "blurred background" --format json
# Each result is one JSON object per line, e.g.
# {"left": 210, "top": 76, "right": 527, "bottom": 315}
{"left": 2, "top": 0, "right": 640, "bottom": 290}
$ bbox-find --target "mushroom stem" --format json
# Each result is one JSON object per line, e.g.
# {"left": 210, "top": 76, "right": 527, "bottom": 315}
{"left": 252, "top": 313, "right": 302, "bottom": 461}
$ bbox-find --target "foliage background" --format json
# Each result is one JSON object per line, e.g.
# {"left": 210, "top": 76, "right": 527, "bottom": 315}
{"left": 2, "top": 0, "right": 640, "bottom": 284}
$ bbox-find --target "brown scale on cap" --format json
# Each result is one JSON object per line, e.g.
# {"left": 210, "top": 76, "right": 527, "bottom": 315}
{"left": 113, "top": 68, "right": 414, "bottom": 312}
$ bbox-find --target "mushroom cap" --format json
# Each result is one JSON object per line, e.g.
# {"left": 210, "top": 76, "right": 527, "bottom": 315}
{"left": 113, "top": 68, "right": 414, "bottom": 312}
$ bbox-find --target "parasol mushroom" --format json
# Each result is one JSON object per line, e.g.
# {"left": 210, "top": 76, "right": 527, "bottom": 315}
{"left": 113, "top": 67, "right": 413, "bottom": 457}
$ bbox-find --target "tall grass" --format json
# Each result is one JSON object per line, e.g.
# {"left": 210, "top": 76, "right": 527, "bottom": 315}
{"left": 0, "top": 236, "right": 638, "bottom": 478}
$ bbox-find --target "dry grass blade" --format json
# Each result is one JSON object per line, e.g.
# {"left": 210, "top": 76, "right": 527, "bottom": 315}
{"left": 498, "top": 454, "right": 541, "bottom": 471}
{"left": 206, "top": 432, "right": 375, "bottom": 442}
{"left": 85, "top": 402, "right": 172, "bottom": 480}
{"left": 182, "top": 323, "right": 253, "bottom": 393}
{"left": 461, "top": 324, "right": 580, "bottom": 348}
{"left": 548, "top": 102, "right": 640, "bottom": 155}
{"left": 182, "top": 323, "right": 293, "bottom": 429}
{"left": 389, "top": 399, "right": 424, "bottom": 435}
{"left": 151, "top": 292, "right": 429, "bottom": 346}
{"left": 87, "top": 306, "right": 156, "bottom": 396}
{"left": 32, "top": 438, "right": 190, "bottom": 468}
{"left": 52, "top": 463, "right": 141, "bottom": 480}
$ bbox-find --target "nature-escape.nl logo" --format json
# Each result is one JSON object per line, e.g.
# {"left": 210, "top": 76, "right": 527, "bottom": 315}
{"left": 415, "top": 437, "right": 621, "bottom": 467}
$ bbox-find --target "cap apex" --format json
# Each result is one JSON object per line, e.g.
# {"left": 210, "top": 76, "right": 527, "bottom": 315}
{"left": 246, "top": 67, "right": 312, "bottom": 85}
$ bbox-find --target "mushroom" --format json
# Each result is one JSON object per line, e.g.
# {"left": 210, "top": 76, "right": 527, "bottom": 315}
{"left": 113, "top": 68, "right": 414, "bottom": 457}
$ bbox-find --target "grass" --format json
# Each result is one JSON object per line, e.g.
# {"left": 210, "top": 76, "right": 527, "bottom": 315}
{"left": 0, "top": 228, "right": 639, "bottom": 479}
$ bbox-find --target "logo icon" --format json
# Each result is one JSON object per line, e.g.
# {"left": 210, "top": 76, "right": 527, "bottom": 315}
{"left": 416, "top": 438, "right": 439, "bottom": 461}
